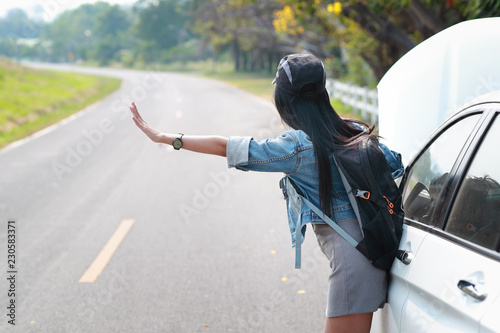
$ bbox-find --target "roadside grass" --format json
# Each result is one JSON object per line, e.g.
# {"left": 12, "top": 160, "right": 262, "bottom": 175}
{"left": 122, "top": 59, "right": 358, "bottom": 119}
{"left": 330, "top": 98, "right": 359, "bottom": 120}
{"left": 203, "top": 70, "right": 276, "bottom": 101}
{"left": 0, "top": 54, "right": 361, "bottom": 149}
{"left": 204, "top": 71, "right": 359, "bottom": 120}
{"left": 132, "top": 59, "right": 235, "bottom": 74}
{"left": 0, "top": 58, "right": 121, "bottom": 149}
{"left": 134, "top": 60, "right": 276, "bottom": 100}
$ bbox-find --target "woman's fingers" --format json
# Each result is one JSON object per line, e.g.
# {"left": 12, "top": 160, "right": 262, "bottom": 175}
{"left": 129, "top": 102, "right": 163, "bottom": 143}
{"left": 132, "top": 116, "right": 141, "bottom": 127}
{"left": 130, "top": 102, "right": 145, "bottom": 123}
{"left": 130, "top": 110, "right": 161, "bottom": 142}
{"left": 130, "top": 103, "right": 147, "bottom": 130}
{"left": 129, "top": 102, "right": 139, "bottom": 118}
{"left": 133, "top": 116, "right": 148, "bottom": 133}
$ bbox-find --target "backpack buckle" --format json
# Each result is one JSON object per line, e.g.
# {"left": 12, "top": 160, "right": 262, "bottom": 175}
{"left": 355, "top": 189, "right": 371, "bottom": 200}
{"left": 279, "top": 177, "right": 288, "bottom": 199}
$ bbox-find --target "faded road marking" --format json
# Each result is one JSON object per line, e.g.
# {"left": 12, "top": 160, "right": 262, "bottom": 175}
{"left": 79, "top": 219, "right": 135, "bottom": 283}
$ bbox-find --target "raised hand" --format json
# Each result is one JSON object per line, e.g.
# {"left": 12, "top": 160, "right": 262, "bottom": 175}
{"left": 129, "top": 102, "right": 164, "bottom": 143}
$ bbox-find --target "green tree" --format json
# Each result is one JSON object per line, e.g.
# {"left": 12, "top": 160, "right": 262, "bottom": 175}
{"left": 0, "top": 8, "right": 45, "bottom": 59}
{"left": 42, "top": 2, "right": 113, "bottom": 62}
{"left": 93, "top": 5, "right": 133, "bottom": 65}
{"left": 191, "top": 0, "right": 282, "bottom": 72}
{"left": 0, "top": 9, "right": 42, "bottom": 39}
{"left": 41, "top": 2, "right": 135, "bottom": 64}
{"left": 133, "top": 0, "right": 192, "bottom": 63}
{"left": 277, "top": 0, "right": 500, "bottom": 82}
{"left": 95, "top": 4, "right": 131, "bottom": 37}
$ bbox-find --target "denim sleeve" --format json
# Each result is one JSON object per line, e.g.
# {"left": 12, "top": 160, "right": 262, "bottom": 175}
{"left": 227, "top": 132, "right": 300, "bottom": 173}
{"left": 380, "top": 143, "right": 404, "bottom": 178}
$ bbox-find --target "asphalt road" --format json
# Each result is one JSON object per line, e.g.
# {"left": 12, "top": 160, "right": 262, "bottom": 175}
{"left": 0, "top": 64, "right": 332, "bottom": 332}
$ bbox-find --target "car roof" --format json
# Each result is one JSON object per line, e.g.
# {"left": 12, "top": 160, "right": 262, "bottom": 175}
{"left": 459, "top": 89, "right": 500, "bottom": 112}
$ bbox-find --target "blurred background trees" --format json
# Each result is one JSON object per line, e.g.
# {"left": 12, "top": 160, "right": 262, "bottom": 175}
{"left": 1, "top": 0, "right": 499, "bottom": 85}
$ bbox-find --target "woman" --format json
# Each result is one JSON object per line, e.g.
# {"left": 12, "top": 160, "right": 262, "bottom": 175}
{"left": 130, "top": 53, "right": 403, "bottom": 333}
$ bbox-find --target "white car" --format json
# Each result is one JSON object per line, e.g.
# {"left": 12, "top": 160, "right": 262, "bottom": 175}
{"left": 371, "top": 18, "right": 500, "bottom": 332}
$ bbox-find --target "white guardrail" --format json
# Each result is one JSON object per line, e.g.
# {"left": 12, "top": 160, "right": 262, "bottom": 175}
{"left": 325, "top": 78, "right": 379, "bottom": 124}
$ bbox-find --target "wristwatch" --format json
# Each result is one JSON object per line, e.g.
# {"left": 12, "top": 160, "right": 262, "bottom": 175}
{"left": 172, "top": 133, "right": 184, "bottom": 150}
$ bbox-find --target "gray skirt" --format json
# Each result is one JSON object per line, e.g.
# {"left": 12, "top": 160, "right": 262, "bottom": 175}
{"left": 312, "top": 218, "right": 387, "bottom": 318}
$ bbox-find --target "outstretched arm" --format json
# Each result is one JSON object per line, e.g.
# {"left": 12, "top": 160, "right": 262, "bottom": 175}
{"left": 130, "top": 102, "right": 228, "bottom": 157}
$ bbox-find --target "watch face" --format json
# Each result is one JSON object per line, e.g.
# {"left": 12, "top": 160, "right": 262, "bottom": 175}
{"left": 173, "top": 138, "right": 182, "bottom": 149}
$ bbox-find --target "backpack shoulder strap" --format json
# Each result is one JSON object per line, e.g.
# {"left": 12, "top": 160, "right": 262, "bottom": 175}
{"left": 331, "top": 153, "right": 364, "bottom": 234}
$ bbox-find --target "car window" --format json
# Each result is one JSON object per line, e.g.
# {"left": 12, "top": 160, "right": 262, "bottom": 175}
{"left": 445, "top": 115, "right": 500, "bottom": 251}
{"left": 402, "top": 114, "right": 480, "bottom": 224}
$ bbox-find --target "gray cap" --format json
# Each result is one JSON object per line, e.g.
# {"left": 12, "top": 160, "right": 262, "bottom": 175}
{"left": 272, "top": 54, "right": 326, "bottom": 96}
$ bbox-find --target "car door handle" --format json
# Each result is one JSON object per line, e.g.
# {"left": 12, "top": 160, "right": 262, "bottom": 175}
{"left": 457, "top": 279, "right": 488, "bottom": 301}
{"left": 396, "top": 250, "right": 413, "bottom": 265}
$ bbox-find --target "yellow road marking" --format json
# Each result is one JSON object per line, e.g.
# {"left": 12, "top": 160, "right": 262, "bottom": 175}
{"left": 79, "top": 219, "right": 135, "bottom": 283}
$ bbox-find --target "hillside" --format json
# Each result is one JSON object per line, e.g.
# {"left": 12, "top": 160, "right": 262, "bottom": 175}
{"left": 0, "top": 58, "right": 120, "bottom": 148}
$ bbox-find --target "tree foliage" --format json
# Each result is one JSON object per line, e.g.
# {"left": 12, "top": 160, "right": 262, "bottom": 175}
{"left": 276, "top": 0, "right": 500, "bottom": 83}
{"left": 134, "top": 0, "right": 191, "bottom": 57}
{"left": 1, "top": 0, "right": 499, "bottom": 83}
{"left": 190, "top": 0, "right": 282, "bottom": 72}
{"left": 0, "top": 9, "right": 42, "bottom": 39}
{"left": 93, "top": 5, "right": 133, "bottom": 65}
{"left": 42, "top": 2, "right": 116, "bottom": 62}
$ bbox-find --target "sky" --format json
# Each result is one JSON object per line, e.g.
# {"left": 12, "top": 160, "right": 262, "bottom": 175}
{"left": 0, "top": 0, "right": 136, "bottom": 20}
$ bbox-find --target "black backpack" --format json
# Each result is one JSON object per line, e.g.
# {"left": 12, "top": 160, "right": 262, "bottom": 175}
{"left": 283, "top": 135, "right": 404, "bottom": 271}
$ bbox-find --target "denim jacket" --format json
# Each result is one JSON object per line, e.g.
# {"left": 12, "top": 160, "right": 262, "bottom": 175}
{"left": 226, "top": 129, "right": 404, "bottom": 251}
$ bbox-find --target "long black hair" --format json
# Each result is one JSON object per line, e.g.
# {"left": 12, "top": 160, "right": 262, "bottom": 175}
{"left": 274, "top": 85, "right": 375, "bottom": 217}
